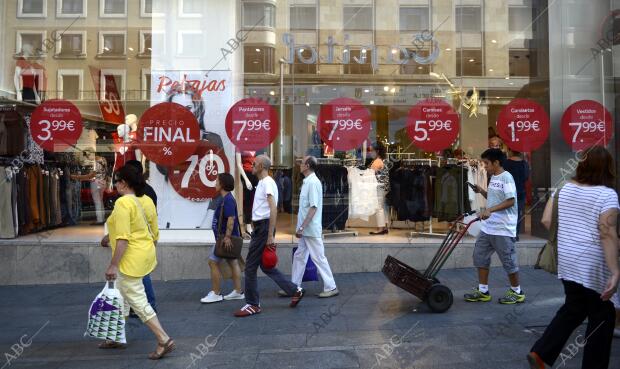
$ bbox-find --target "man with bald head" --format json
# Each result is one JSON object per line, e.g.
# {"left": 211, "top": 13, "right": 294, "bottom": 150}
{"left": 292, "top": 156, "right": 338, "bottom": 298}
{"left": 234, "top": 155, "right": 302, "bottom": 317}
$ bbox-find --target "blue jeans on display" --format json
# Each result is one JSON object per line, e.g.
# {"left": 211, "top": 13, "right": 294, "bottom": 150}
{"left": 142, "top": 274, "right": 157, "bottom": 312}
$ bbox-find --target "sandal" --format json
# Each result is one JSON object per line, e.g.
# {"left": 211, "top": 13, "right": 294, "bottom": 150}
{"left": 148, "top": 338, "right": 175, "bottom": 360}
{"left": 98, "top": 340, "right": 126, "bottom": 349}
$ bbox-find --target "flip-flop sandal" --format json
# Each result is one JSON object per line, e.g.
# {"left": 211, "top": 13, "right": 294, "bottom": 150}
{"left": 98, "top": 341, "right": 126, "bottom": 349}
{"left": 148, "top": 338, "right": 176, "bottom": 360}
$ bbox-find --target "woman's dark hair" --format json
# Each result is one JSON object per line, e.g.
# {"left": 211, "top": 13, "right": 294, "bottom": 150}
{"left": 217, "top": 173, "right": 235, "bottom": 192}
{"left": 481, "top": 148, "right": 506, "bottom": 165}
{"left": 373, "top": 142, "right": 387, "bottom": 159}
{"left": 574, "top": 145, "right": 615, "bottom": 188}
{"left": 115, "top": 164, "right": 147, "bottom": 197}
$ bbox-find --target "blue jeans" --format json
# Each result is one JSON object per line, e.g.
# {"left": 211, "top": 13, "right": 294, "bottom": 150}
{"left": 142, "top": 274, "right": 157, "bottom": 312}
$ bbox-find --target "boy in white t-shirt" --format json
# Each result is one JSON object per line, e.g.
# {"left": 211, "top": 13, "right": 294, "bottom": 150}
{"left": 465, "top": 148, "right": 525, "bottom": 304}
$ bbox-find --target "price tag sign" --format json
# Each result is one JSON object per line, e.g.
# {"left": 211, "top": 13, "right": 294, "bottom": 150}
{"left": 561, "top": 100, "right": 614, "bottom": 151}
{"left": 318, "top": 97, "right": 371, "bottom": 151}
{"left": 225, "top": 98, "right": 279, "bottom": 151}
{"left": 30, "top": 99, "right": 83, "bottom": 152}
{"left": 496, "top": 99, "right": 549, "bottom": 152}
{"left": 168, "top": 141, "right": 230, "bottom": 202}
{"left": 137, "top": 102, "right": 201, "bottom": 165}
{"left": 406, "top": 99, "right": 460, "bottom": 152}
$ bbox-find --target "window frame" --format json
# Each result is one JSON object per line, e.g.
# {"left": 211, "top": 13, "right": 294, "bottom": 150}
{"left": 177, "top": 30, "right": 204, "bottom": 57}
{"left": 141, "top": 68, "right": 152, "bottom": 101}
{"left": 289, "top": 4, "right": 317, "bottom": 31}
{"left": 140, "top": 0, "right": 165, "bottom": 17}
{"left": 100, "top": 69, "right": 126, "bottom": 100}
{"left": 242, "top": 1, "right": 277, "bottom": 29}
{"left": 17, "top": 0, "right": 47, "bottom": 18}
{"left": 455, "top": 6, "right": 483, "bottom": 33}
{"left": 15, "top": 30, "right": 47, "bottom": 57}
{"left": 57, "top": 69, "right": 84, "bottom": 100}
{"left": 139, "top": 30, "right": 165, "bottom": 57}
{"left": 54, "top": 30, "right": 87, "bottom": 58}
{"left": 98, "top": 30, "right": 127, "bottom": 57}
{"left": 343, "top": 5, "right": 374, "bottom": 32}
{"left": 178, "top": 0, "right": 203, "bottom": 18}
{"left": 244, "top": 45, "right": 276, "bottom": 74}
{"left": 343, "top": 48, "right": 374, "bottom": 75}
{"left": 99, "top": 0, "right": 127, "bottom": 18}
{"left": 399, "top": 6, "right": 430, "bottom": 32}
{"left": 456, "top": 48, "right": 484, "bottom": 77}
{"left": 56, "top": 0, "right": 87, "bottom": 18}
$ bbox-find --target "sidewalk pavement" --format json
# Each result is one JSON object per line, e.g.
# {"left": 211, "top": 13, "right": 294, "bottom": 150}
{"left": 0, "top": 267, "right": 618, "bottom": 369}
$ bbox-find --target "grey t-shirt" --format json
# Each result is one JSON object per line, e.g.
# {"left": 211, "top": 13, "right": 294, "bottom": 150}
{"left": 480, "top": 170, "right": 518, "bottom": 237}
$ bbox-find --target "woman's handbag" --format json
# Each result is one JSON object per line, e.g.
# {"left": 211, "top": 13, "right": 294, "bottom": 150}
{"left": 535, "top": 187, "right": 562, "bottom": 274}
{"left": 214, "top": 200, "right": 243, "bottom": 259}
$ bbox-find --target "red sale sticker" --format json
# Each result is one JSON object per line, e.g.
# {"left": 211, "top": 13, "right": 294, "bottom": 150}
{"left": 496, "top": 99, "right": 550, "bottom": 152}
{"left": 225, "top": 98, "right": 279, "bottom": 151}
{"left": 167, "top": 141, "right": 230, "bottom": 202}
{"left": 407, "top": 99, "right": 460, "bottom": 152}
{"left": 318, "top": 97, "right": 371, "bottom": 151}
{"left": 561, "top": 100, "right": 614, "bottom": 151}
{"left": 30, "top": 99, "right": 83, "bottom": 152}
{"left": 137, "top": 102, "right": 201, "bottom": 165}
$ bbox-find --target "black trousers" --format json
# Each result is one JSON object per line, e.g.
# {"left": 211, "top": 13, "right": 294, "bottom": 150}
{"left": 531, "top": 280, "right": 616, "bottom": 369}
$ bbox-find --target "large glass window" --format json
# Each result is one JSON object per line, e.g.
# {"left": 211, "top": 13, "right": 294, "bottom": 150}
{"left": 100, "top": 0, "right": 127, "bottom": 17}
{"left": 456, "top": 6, "right": 482, "bottom": 32}
{"left": 344, "top": 49, "right": 373, "bottom": 74}
{"left": 58, "top": 32, "right": 86, "bottom": 57}
{"left": 509, "top": 49, "right": 536, "bottom": 77}
{"left": 456, "top": 48, "right": 483, "bottom": 76}
{"left": 18, "top": 0, "right": 46, "bottom": 17}
{"left": 244, "top": 46, "right": 275, "bottom": 73}
{"left": 399, "top": 6, "right": 429, "bottom": 32}
{"left": 343, "top": 6, "right": 372, "bottom": 31}
{"left": 243, "top": 2, "right": 276, "bottom": 28}
{"left": 59, "top": 0, "right": 86, "bottom": 16}
{"left": 99, "top": 32, "right": 126, "bottom": 56}
{"left": 290, "top": 5, "right": 317, "bottom": 31}
{"left": 509, "top": 6, "right": 534, "bottom": 32}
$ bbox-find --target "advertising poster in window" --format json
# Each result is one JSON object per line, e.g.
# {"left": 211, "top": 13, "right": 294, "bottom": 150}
{"left": 148, "top": 70, "right": 234, "bottom": 229}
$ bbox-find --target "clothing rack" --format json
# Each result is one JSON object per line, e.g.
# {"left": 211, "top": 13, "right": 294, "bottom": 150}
{"left": 403, "top": 159, "right": 446, "bottom": 238}
{"left": 316, "top": 158, "right": 358, "bottom": 238}
{"left": 316, "top": 158, "right": 342, "bottom": 165}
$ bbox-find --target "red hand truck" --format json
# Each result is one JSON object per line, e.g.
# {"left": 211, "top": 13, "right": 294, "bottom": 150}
{"left": 382, "top": 211, "right": 480, "bottom": 313}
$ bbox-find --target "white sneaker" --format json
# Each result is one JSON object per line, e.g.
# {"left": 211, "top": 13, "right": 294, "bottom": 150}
{"left": 224, "top": 290, "right": 245, "bottom": 300}
{"left": 200, "top": 291, "right": 223, "bottom": 304}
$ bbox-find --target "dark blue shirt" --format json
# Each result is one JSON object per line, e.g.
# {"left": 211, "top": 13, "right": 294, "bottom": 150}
{"left": 503, "top": 159, "right": 530, "bottom": 198}
{"left": 212, "top": 193, "right": 240, "bottom": 240}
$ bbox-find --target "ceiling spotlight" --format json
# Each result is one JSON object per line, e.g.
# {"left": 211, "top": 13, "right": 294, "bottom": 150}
{"left": 269, "top": 90, "right": 275, "bottom": 95}
{"left": 445, "top": 48, "right": 451, "bottom": 51}
{"left": 364, "top": 89, "right": 370, "bottom": 93}
{"left": 488, "top": 68, "right": 494, "bottom": 72}
{"left": 468, "top": 58, "right": 475, "bottom": 62}
{"left": 390, "top": 87, "right": 396, "bottom": 93}
{"left": 491, "top": 39, "right": 497, "bottom": 43}
{"left": 255, "top": 48, "right": 261, "bottom": 52}
{"left": 305, "top": 102, "right": 310, "bottom": 106}
{"left": 383, "top": 86, "right": 389, "bottom": 92}
{"left": 369, "top": 100, "right": 375, "bottom": 105}
{"left": 391, "top": 48, "right": 398, "bottom": 54}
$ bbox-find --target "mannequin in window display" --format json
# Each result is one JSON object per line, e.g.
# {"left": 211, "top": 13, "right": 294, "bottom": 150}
{"left": 113, "top": 120, "right": 142, "bottom": 173}
{"left": 71, "top": 148, "right": 108, "bottom": 225}
{"left": 14, "top": 43, "right": 46, "bottom": 104}
{"left": 238, "top": 151, "right": 258, "bottom": 236}
{"left": 369, "top": 142, "right": 389, "bottom": 235}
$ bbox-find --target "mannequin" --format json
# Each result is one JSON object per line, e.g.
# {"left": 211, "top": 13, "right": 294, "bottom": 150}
{"left": 14, "top": 43, "right": 45, "bottom": 104}
{"left": 71, "top": 148, "right": 108, "bottom": 225}
{"left": 113, "top": 119, "right": 142, "bottom": 172}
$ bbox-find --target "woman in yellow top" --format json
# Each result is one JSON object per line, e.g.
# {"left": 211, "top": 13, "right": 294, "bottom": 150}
{"left": 100, "top": 164, "right": 174, "bottom": 360}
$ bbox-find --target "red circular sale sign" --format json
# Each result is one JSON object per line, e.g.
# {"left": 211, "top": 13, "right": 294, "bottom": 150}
{"left": 407, "top": 99, "right": 460, "bottom": 151}
{"left": 30, "top": 99, "right": 83, "bottom": 152}
{"left": 561, "top": 100, "right": 614, "bottom": 151}
{"left": 225, "top": 98, "right": 279, "bottom": 151}
{"left": 137, "top": 102, "right": 201, "bottom": 165}
{"left": 167, "top": 141, "right": 230, "bottom": 202}
{"left": 496, "top": 99, "right": 550, "bottom": 152}
{"left": 318, "top": 98, "right": 371, "bottom": 151}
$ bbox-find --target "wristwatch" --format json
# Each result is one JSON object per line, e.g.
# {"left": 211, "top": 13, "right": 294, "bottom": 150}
{"left": 298, "top": 226, "right": 304, "bottom": 233}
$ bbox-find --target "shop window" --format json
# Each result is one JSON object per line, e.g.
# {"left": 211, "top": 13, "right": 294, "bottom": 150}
{"left": 57, "top": 0, "right": 86, "bottom": 17}
{"left": 18, "top": 0, "right": 47, "bottom": 17}
{"left": 243, "top": 2, "right": 276, "bottom": 28}
{"left": 455, "top": 6, "right": 482, "bottom": 32}
{"left": 140, "top": 31, "right": 164, "bottom": 56}
{"left": 16, "top": 31, "right": 46, "bottom": 56}
{"left": 244, "top": 46, "right": 275, "bottom": 74}
{"left": 56, "top": 31, "right": 86, "bottom": 57}
{"left": 179, "top": 0, "right": 203, "bottom": 17}
{"left": 509, "top": 49, "right": 536, "bottom": 77}
{"left": 343, "top": 6, "right": 373, "bottom": 31}
{"left": 290, "top": 5, "right": 317, "bottom": 31}
{"left": 177, "top": 31, "right": 204, "bottom": 57}
{"left": 400, "top": 49, "right": 431, "bottom": 75}
{"left": 57, "top": 69, "right": 83, "bottom": 100}
{"left": 141, "top": 0, "right": 164, "bottom": 17}
{"left": 98, "top": 31, "right": 126, "bottom": 57}
{"left": 344, "top": 49, "right": 373, "bottom": 74}
{"left": 456, "top": 49, "right": 483, "bottom": 76}
{"left": 101, "top": 70, "right": 125, "bottom": 100}
{"left": 399, "top": 6, "right": 429, "bottom": 32}
{"left": 509, "top": 6, "right": 535, "bottom": 32}
{"left": 100, "top": 0, "right": 126, "bottom": 18}
{"left": 291, "top": 48, "right": 317, "bottom": 74}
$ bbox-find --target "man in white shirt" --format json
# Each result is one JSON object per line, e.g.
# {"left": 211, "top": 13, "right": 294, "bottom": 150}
{"left": 234, "top": 155, "right": 302, "bottom": 317}
{"left": 290, "top": 156, "right": 338, "bottom": 297}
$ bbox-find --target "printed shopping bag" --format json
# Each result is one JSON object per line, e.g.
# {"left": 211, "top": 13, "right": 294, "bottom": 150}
{"left": 84, "top": 281, "right": 127, "bottom": 344}
{"left": 292, "top": 247, "right": 319, "bottom": 282}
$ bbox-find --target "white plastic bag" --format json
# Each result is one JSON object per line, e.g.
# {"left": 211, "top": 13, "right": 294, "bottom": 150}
{"left": 84, "top": 281, "right": 126, "bottom": 344}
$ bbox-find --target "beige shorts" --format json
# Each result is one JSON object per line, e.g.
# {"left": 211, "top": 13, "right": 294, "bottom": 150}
{"left": 117, "top": 273, "right": 157, "bottom": 323}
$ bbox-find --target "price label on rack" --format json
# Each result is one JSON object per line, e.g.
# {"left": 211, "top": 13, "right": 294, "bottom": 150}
{"left": 406, "top": 99, "right": 460, "bottom": 152}
{"left": 225, "top": 98, "right": 279, "bottom": 151}
{"left": 137, "top": 102, "right": 201, "bottom": 165}
{"left": 168, "top": 141, "right": 230, "bottom": 202}
{"left": 318, "top": 97, "right": 371, "bottom": 151}
{"left": 561, "top": 100, "right": 614, "bottom": 151}
{"left": 496, "top": 99, "right": 549, "bottom": 152}
{"left": 30, "top": 99, "right": 83, "bottom": 152}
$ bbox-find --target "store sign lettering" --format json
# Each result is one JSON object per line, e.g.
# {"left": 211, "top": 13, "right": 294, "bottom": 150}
{"left": 283, "top": 31, "right": 440, "bottom": 72}
{"left": 156, "top": 74, "right": 226, "bottom": 98}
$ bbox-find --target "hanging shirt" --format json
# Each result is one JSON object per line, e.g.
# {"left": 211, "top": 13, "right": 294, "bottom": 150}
{"left": 252, "top": 176, "right": 278, "bottom": 221}
{"left": 297, "top": 172, "right": 323, "bottom": 238}
{"left": 557, "top": 183, "right": 619, "bottom": 307}
{"left": 480, "top": 170, "right": 518, "bottom": 237}
{"left": 348, "top": 167, "right": 380, "bottom": 221}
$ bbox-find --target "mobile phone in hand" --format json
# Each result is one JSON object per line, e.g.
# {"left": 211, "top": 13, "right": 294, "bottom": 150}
{"left": 466, "top": 181, "right": 477, "bottom": 189}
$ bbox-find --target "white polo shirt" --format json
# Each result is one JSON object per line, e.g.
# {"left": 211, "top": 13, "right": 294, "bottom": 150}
{"left": 252, "top": 176, "right": 279, "bottom": 221}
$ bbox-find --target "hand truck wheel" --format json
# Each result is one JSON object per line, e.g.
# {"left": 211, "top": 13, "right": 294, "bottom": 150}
{"left": 427, "top": 284, "right": 453, "bottom": 313}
